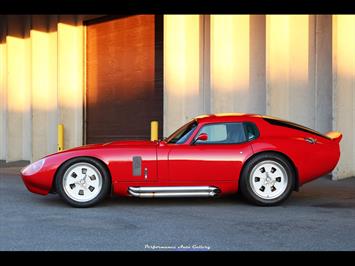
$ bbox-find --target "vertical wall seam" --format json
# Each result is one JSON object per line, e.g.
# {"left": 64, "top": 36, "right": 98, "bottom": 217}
{"left": 82, "top": 17, "right": 87, "bottom": 145}
{"left": 200, "top": 15, "right": 205, "bottom": 113}
{"left": 56, "top": 15, "right": 60, "bottom": 134}
{"left": 265, "top": 15, "right": 270, "bottom": 114}
{"left": 314, "top": 15, "right": 318, "bottom": 130}
{"left": 202, "top": 15, "right": 211, "bottom": 114}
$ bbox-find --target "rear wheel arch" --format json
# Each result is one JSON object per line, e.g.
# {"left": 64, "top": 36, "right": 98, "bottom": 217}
{"left": 240, "top": 150, "right": 299, "bottom": 191}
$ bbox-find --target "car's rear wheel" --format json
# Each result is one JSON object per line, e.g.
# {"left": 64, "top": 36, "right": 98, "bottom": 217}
{"left": 239, "top": 153, "right": 295, "bottom": 206}
{"left": 55, "top": 157, "right": 110, "bottom": 208}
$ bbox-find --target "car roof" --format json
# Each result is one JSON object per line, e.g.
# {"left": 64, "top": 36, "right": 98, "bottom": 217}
{"left": 194, "top": 113, "right": 262, "bottom": 123}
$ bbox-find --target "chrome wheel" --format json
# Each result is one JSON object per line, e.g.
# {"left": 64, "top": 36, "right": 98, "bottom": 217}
{"left": 249, "top": 160, "right": 288, "bottom": 200}
{"left": 62, "top": 162, "right": 103, "bottom": 203}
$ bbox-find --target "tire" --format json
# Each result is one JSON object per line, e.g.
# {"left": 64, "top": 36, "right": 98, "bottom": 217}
{"left": 239, "top": 152, "right": 295, "bottom": 206}
{"left": 55, "top": 157, "right": 111, "bottom": 208}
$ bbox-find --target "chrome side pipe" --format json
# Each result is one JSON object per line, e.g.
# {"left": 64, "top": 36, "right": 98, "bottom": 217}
{"left": 128, "top": 186, "right": 220, "bottom": 198}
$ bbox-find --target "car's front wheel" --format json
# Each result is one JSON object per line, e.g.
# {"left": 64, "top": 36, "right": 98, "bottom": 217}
{"left": 239, "top": 153, "right": 295, "bottom": 206}
{"left": 55, "top": 157, "right": 110, "bottom": 208}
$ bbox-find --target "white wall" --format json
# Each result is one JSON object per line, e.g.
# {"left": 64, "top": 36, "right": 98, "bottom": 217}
{"left": 0, "top": 17, "right": 6, "bottom": 161}
{"left": 0, "top": 15, "right": 84, "bottom": 162}
{"left": 31, "top": 15, "right": 59, "bottom": 160}
{"left": 164, "top": 15, "right": 203, "bottom": 136}
{"left": 266, "top": 15, "right": 315, "bottom": 128}
{"left": 57, "top": 15, "right": 84, "bottom": 151}
{"left": 332, "top": 15, "right": 355, "bottom": 180}
{"left": 0, "top": 14, "right": 353, "bottom": 179}
{"left": 211, "top": 15, "right": 266, "bottom": 115}
{"left": 6, "top": 15, "right": 32, "bottom": 162}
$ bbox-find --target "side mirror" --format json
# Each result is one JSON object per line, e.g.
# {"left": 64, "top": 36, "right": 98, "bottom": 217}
{"left": 192, "top": 133, "right": 208, "bottom": 144}
{"left": 158, "top": 140, "right": 167, "bottom": 147}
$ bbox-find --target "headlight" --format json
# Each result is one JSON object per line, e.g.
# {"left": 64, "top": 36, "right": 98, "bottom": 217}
{"left": 21, "top": 158, "right": 46, "bottom": 175}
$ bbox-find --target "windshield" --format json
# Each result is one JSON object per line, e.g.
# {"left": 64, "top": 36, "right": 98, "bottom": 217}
{"left": 165, "top": 120, "right": 198, "bottom": 144}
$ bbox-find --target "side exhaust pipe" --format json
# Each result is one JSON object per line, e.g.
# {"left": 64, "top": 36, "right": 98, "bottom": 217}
{"left": 128, "top": 186, "right": 220, "bottom": 198}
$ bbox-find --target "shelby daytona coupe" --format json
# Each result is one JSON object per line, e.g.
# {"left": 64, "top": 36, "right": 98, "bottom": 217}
{"left": 21, "top": 113, "right": 342, "bottom": 207}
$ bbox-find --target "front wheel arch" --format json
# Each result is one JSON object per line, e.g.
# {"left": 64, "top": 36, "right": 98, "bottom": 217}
{"left": 50, "top": 156, "right": 112, "bottom": 194}
{"left": 239, "top": 151, "right": 299, "bottom": 192}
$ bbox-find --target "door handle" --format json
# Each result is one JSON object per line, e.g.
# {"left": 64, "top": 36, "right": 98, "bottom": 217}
{"left": 144, "top": 168, "right": 148, "bottom": 179}
{"left": 304, "top": 137, "right": 317, "bottom": 144}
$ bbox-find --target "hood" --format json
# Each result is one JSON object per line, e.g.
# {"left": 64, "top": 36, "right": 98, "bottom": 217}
{"left": 103, "top": 140, "right": 157, "bottom": 147}
{"left": 65, "top": 140, "right": 157, "bottom": 151}
{"left": 43, "top": 140, "right": 158, "bottom": 159}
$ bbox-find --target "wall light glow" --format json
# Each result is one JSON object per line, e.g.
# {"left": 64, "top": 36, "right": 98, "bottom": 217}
{"left": 266, "top": 15, "right": 309, "bottom": 120}
{"left": 333, "top": 15, "right": 355, "bottom": 78}
{"left": 289, "top": 16, "right": 309, "bottom": 82}
{"left": 58, "top": 22, "right": 83, "bottom": 110}
{"left": 211, "top": 15, "right": 250, "bottom": 93}
{"left": 332, "top": 15, "right": 355, "bottom": 177}
{"left": 6, "top": 36, "right": 31, "bottom": 113}
{"left": 164, "top": 15, "right": 201, "bottom": 134}
{"left": 0, "top": 42, "right": 6, "bottom": 160}
{"left": 6, "top": 34, "right": 32, "bottom": 161}
{"left": 31, "top": 30, "right": 57, "bottom": 112}
{"left": 164, "top": 15, "right": 200, "bottom": 98}
{"left": 210, "top": 15, "right": 250, "bottom": 113}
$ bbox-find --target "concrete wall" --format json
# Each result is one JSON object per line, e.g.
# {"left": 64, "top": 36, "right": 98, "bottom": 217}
{"left": 164, "top": 15, "right": 204, "bottom": 135}
{"left": 0, "top": 16, "right": 6, "bottom": 161}
{"left": 0, "top": 15, "right": 84, "bottom": 162}
{"left": 31, "top": 15, "right": 58, "bottom": 161}
{"left": 266, "top": 15, "right": 333, "bottom": 133}
{"left": 210, "top": 15, "right": 265, "bottom": 114}
{"left": 57, "top": 15, "right": 84, "bottom": 151}
{"left": 332, "top": 15, "right": 355, "bottom": 179}
{"left": 314, "top": 16, "right": 333, "bottom": 134}
{"left": 6, "top": 15, "right": 32, "bottom": 161}
{"left": 0, "top": 14, "right": 353, "bottom": 179}
{"left": 164, "top": 14, "right": 266, "bottom": 135}
{"left": 266, "top": 15, "right": 315, "bottom": 128}
{"left": 164, "top": 14, "right": 353, "bottom": 179}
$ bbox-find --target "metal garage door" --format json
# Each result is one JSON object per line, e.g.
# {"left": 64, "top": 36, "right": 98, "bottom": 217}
{"left": 85, "top": 15, "right": 163, "bottom": 144}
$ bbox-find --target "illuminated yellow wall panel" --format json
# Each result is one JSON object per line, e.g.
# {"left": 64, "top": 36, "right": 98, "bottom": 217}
{"left": 332, "top": 15, "right": 355, "bottom": 179}
{"left": 47, "top": 16, "right": 59, "bottom": 156}
{"left": 266, "top": 15, "right": 291, "bottom": 118}
{"left": 164, "top": 15, "right": 202, "bottom": 135}
{"left": 266, "top": 15, "right": 314, "bottom": 128}
{"left": 211, "top": 15, "right": 250, "bottom": 112}
{"left": 211, "top": 15, "right": 266, "bottom": 114}
{"left": 1, "top": 15, "right": 83, "bottom": 162}
{"left": 288, "top": 15, "right": 313, "bottom": 127}
{"left": 6, "top": 16, "right": 32, "bottom": 161}
{"left": 0, "top": 42, "right": 6, "bottom": 160}
{"left": 58, "top": 16, "right": 84, "bottom": 150}
{"left": 0, "top": 14, "right": 353, "bottom": 180}
{"left": 31, "top": 15, "right": 58, "bottom": 161}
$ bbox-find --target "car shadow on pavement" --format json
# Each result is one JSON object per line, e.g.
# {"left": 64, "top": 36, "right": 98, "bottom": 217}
{"left": 36, "top": 192, "right": 251, "bottom": 208}
{"left": 21, "top": 189, "right": 355, "bottom": 211}
{"left": 11, "top": 169, "right": 355, "bottom": 210}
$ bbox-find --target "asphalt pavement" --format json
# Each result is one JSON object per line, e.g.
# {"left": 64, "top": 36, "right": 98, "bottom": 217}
{"left": 1, "top": 166, "right": 355, "bottom": 251}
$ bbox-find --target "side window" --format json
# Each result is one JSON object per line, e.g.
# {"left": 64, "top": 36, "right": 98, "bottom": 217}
{"left": 199, "top": 124, "right": 227, "bottom": 142}
{"left": 195, "top": 123, "right": 247, "bottom": 144}
{"left": 243, "top": 122, "right": 259, "bottom": 141}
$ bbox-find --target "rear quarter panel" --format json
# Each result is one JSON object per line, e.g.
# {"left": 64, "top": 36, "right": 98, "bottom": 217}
{"left": 251, "top": 119, "right": 340, "bottom": 186}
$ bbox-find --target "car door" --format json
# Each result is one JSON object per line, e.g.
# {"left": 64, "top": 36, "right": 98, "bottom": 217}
{"left": 108, "top": 143, "right": 158, "bottom": 182}
{"left": 168, "top": 122, "right": 254, "bottom": 183}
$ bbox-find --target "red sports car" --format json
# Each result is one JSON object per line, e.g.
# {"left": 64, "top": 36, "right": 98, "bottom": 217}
{"left": 21, "top": 113, "right": 342, "bottom": 207}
